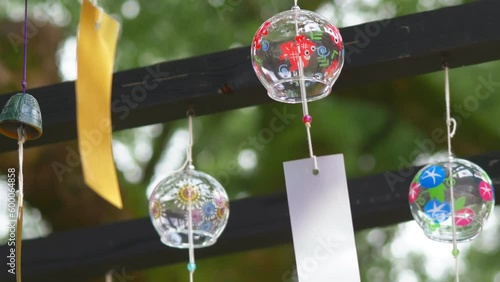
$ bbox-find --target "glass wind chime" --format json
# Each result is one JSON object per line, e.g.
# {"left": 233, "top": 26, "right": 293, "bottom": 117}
{"left": 149, "top": 112, "right": 229, "bottom": 282}
{"left": 0, "top": 0, "right": 43, "bottom": 281}
{"left": 409, "top": 63, "right": 495, "bottom": 281}
{"left": 251, "top": 0, "right": 344, "bottom": 173}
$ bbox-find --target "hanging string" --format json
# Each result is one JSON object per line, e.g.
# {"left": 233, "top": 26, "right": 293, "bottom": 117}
{"left": 170, "top": 110, "right": 195, "bottom": 174}
{"left": 105, "top": 269, "right": 112, "bottom": 282}
{"left": 185, "top": 110, "right": 196, "bottom": 282}
{"left": 444, "top": 63, "right": 459, "bottom": 282}
{"left": 21, "top": 0, "right": 28, "bottom": 94}
{"left": 292, "top": 1, "right": 319, "bottom": 175}
{"left": 16, "top": 127, "right": 26, "bottom": 282}
{"left": 16, "top": 0, "right": 29, "bottom": 280}
{"left": 186, "top": 110, "right": 194, "bottom": 168}
{"left": 187, "top": 198, "right": 195, "bottom": 282}
{"left": 445, "top": 65, "right": 457, "bottom": 154}
{"left": 163, "top": 111, "right": 196, "bottom": 280}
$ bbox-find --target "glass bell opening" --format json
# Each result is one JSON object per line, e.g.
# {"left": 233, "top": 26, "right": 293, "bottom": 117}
{"left": 160, "top": 230, "right": 216, "bottom": 248}
{"left": 149, "top": 168, "right": 230, "bottom": 249}
{"left": 409, "top": 158, "right": 495, "bottom": 243}
{"left": 251, "top": 9, "right": 344, "bottom": 104}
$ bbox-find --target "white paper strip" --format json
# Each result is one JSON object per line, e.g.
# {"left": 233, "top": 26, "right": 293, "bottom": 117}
{"left": 284, "top": 154, "right": 361, "bottom": 282}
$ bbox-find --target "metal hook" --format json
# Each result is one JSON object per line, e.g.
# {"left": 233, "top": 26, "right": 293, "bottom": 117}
{"left": 448, "top": 117, "right": 457, "bottom": 138}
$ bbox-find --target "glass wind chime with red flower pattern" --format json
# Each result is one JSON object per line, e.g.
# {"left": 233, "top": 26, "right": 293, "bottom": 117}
{"left": 251, "top": 0, "right": 344, "bottom": 173}
{"left": 250, "top": 3, "right": 365, "bottom": 281}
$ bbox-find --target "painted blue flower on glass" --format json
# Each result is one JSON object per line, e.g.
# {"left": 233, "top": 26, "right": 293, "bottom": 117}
{"left": 202, "top": 202, "right": 216, "bottom": 219}
{"left": 419, "top": 165, "right": 446, "bottom": 188}
{"left": 200, "top": 221, "right": 212, "bottom": 232}
{"left": 424, "top": 199, "right": 451, "bottom": 223}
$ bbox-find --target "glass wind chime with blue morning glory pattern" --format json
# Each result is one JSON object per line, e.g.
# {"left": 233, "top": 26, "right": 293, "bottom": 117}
{"left": 148, "top": 111, "right": 229, "bottom": 282}
{"left": 409, "top": 63, "right": 495, "bottom": 282}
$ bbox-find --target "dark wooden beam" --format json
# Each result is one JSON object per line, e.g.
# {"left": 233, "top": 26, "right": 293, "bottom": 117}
{"left": 1, "top": 0, "right": 500, "bottom": 152}
{"left": 2, "top": 152, "right": 499, "bottom": 281}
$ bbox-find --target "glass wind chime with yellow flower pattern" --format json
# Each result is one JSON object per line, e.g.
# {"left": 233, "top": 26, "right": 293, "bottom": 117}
{"left": 148, "top": 112, "right": 229, "bottom": 282}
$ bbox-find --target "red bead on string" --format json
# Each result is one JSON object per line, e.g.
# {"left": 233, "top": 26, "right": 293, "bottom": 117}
{"left": 302, "top": 115, "right": 312, "bottom": 127}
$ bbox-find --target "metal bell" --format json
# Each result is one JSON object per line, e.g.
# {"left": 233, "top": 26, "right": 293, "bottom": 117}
{"left": 0, "top": 93, "right": 43, "bottom": 140}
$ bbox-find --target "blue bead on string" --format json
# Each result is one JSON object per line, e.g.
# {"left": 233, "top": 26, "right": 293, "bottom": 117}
{"left": 187, "top": 262, "right": 197, "bottom": 272}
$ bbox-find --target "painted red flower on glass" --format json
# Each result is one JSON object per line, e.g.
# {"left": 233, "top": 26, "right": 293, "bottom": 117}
{"left": 455, "top": 208, "right": 475, "bottom": 226}
{"left": 479, "top": 181, "right": 493, "bottom": 201}
{"left": 409, "top": 182, "right": 420, "bottom": 203}
{"left": 279, "top": 35, "right": 316, "bottom": 72}
{"left": 325, "top": 24, "right": 343, "bottom": 49}
{"left": 253, "top": 21, "right": 271, "bottom": 50}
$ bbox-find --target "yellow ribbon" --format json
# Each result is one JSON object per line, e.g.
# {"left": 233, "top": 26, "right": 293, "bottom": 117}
{"left": 76, "top": 0, "right": 122, "bottom": 208}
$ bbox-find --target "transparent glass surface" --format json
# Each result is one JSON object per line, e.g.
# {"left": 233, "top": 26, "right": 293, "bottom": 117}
{"left": 251, "top": 8, "right": 344, "bottom": 103}
{"left": 149, "top": 168, "right": 229, "bottom": 248}
{"left": 409, "top": 158, "right": 495, "bottom": 242}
